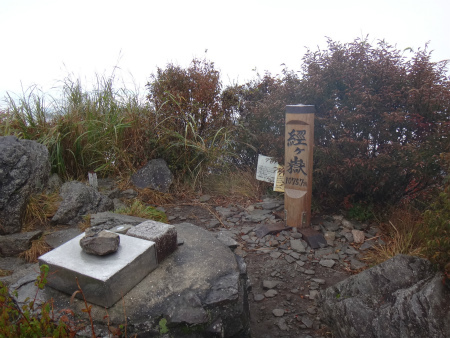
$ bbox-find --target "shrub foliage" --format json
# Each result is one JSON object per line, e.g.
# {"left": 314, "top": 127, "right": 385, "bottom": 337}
{"left": 232, "top": 38, "right": 450, "bottom": 209}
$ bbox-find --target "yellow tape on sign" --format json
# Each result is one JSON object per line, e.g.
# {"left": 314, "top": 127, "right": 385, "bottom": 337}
{"left": 273, "top": 165, "right": 285, "bottom": 192}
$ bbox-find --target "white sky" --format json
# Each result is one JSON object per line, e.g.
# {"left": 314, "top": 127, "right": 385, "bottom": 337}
{"left": 1, "top": 0, "right": 449, "bottom": 104}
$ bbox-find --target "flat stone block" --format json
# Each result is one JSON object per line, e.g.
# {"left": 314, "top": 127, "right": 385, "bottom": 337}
{"left": 38, "top": 232, "right": 157, "bottom": 308}
{"left": 127, "top": 220, "right": 177, "bottom": 263}
{"left": 299, "top": 227, "right": 327, "bottom": 249}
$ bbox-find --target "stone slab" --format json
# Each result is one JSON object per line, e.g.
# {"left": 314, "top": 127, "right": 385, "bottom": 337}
{"left": 38, "top": 232, "right": 157, "bottom": 308}
{"left": 255, "top": 223, "right": 291, "bottom": 238}
{"left": 45, "top": 228, "right": 83, "bottom": 248}
{"left": 299, "top": 227, "right": 327, "bottom": 249}
{"left": 127, "top": 220, "right": 177, "bottom": 263}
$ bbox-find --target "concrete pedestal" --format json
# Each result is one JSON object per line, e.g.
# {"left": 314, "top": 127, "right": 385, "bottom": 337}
{"left": 38, "top": 232, "right": 157, "bottom": 308}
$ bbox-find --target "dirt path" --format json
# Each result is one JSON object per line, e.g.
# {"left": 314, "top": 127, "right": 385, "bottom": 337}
{"left": 162, "top": 200, "right": 359, "bottom": 338}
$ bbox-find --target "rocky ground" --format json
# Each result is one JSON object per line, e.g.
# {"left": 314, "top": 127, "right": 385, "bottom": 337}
{"left": 0, "top": 194, "right": 384, "bottom": 338}
{"left": 161, "top": 195, "right": 384, "bottom": 338}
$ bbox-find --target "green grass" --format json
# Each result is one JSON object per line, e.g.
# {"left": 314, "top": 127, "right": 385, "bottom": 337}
{"left": 2, "top": 74, "right": 155, "bottom": 180}
{"left": 115, "top": 199, "right": 168, "bottom": 223}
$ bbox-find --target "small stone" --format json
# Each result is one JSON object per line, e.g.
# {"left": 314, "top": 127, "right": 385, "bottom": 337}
{"left": 270, "top": 251, "right": 282, "bottom": 259}
{"left": 290, "top": 239, "right": 306, "bottom": 253}
{"left": 296, "top": 260, "right": 305, "bottom": 267}
{"left": 309, "top": 282, "right": 319, "bottom": 290}
{"left": 199, "top": 194, "right": 211, "bottom": 202}
{"left": 289, "top": 252, "right": 300, "bottom": 260}
{"left": 120, "top": 188, "right": 138, "bottom": 199}
{"left": 359, "top": 241, "right": 375, "bottom": 250}
{"left": 80, "top": 230, "right": 120, "bottom": 256}
{"left": 109, "top": 224, "right": 132, "bottom": 234}
{"left": 304, "top": 269, "right": 315, "bottom": 275}
{"left": 276, "top": 318, "right": 289, "bottom": 331}
{"left": 301, "top": 316, "right": 314, "bottom": 328}
{"left": 314, "top": 247, "right": 333, "bottom": 258}
{"left": 323, "top": 253, "right": 339, "bottom": 260}
{"left": 285, "top": 255, "right": 295, "bottom": 263}
{"left": 352, "top": 230, "right": 365, "bottom": 243}
{"left": 323, "top": 221, "right": 340, "bottom": 231}
{"left": 309, "top": 290, "right": 320, "bottom": 299}
{"left": 290, "top": 232, "right": 303, "bottom": 239}
{"left": 272, "top": 309, "right": 285, "bottom": 317}
{"left": 254, "top": 294, "right": 265, "bottom": 302}
{"left": 241, "top": 226, "right": 254, "bottom": 235}
{"left": 206, "top": 220, "right": 220, "bottom": 229}
{"left": 307, "top": 306, "right": 317, "bottom": 314}
{"left": 319, "top": 259, "right": 336, "bottom": 268}
{"left": 311, "top": 278, "right": 326, "bottom": 285}
{"left": 263, "top": 280, "right": 282, "bottom": 289}
{"left": 350, "top": 258, "right": 367, "bottom": 270}
{"left": 342, "top": 219, "right": 354, "bottom": 229}
{"left": 345, "top": 247, "right": 359, "bottom": 255}
{"left": 324, "top": 231, "right": 336, "bottom": 246}
{"left": 264, "top": 289, "right": 278, "bottom": 298}
{"left": 344, "top": 232, "right": 354, "bottom": 242}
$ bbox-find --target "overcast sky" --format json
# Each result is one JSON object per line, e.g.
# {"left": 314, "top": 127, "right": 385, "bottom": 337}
{"left": 1, "top": 0, "right": 449, "bottom": 103}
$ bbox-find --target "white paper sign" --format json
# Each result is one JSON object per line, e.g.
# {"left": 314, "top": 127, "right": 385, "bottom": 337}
{"left": 256, "top": 154, "right": 278, "bottom": 183}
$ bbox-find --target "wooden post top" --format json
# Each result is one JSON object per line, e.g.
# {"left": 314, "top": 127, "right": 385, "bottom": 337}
{"left": 286, "top": 105, "right": 315, "bottom": 114}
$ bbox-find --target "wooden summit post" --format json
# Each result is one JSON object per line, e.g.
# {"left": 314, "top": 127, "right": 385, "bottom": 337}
{"left": 284, "top": 104, "right": 315, "bottom": 228}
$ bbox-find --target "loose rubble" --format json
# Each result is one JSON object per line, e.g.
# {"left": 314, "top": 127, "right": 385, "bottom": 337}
{"left": 164, "top": 196, "right": 385, "bottom": 337}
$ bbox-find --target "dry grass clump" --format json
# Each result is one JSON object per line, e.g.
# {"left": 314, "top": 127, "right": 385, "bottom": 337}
{"left": 19, "top": 236, "right": 52, "bottom": 263}
{"left": 23, "top": 192, "right": 60, "bottom": 231}
{"left": 363, "top": 207, "right": 424, "bottom": 266}
{"left": 137, "top": 188, "right": 173, "bottom": 206}
{"left": 0, "top": 269, "right": 13, "bottom": 277}
{"left": 79, "top": 214, "right": 91, "bottom": 232}
{"left": 202, "top": 167, "right": 265, "bottom": 203}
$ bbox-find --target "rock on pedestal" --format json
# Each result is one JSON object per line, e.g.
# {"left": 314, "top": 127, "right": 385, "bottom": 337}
{"left": 127, "top": 220, "right": 177, "bottom": 263}
{"left": 80, "top": 230, "right": 120, "bottom": 256}
{"left": 33, "top": 223, "right": 250, "bottom": 337}
{"left": 38, "top": 233, "right": 157, "bottom": 308}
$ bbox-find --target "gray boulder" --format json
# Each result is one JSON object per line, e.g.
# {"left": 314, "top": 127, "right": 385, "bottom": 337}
{"left": 131, "top": 158, "right": 173, "bottom": 192}
{"left": 0, "top": 136, "right": 50, "bottom": 234}
{"left": 52, "top": 181, "right": 114, "bottom": 226}
{"left": 0, "top": 230, "right": 43, "bottom": 256}
{"left": 319, "top": 254, "right": 450, "bottom": 338}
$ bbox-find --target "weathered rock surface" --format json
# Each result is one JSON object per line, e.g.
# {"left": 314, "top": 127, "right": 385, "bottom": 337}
{"left": 45, "top": 173, "right": 63, "bottom": 194}
{"left": 89, "top": 211, "right": 148, "bottom": 229}
{"left": 0, "top": 136, "right": 50, "bottom": 234}
{"left": 319, "top": 254, "right": 450, "bottom": 338}
{"left": 15, "top": 223, "right": 250, "bottom": 337}
{"left": 0, "top": 230, "right": 43, "bottom": 256}
{"left": 52, "top": 181, "right": 114, "bottom": 226}
{"left": 131, "top": 158, "right": 173, "bottom": 192}
{"left": 44, "top": 228, "right": 82, "bottom": 248}
{"left": 79, "top": 230, "right": 120, "bottom": 256}
{"left": 127, "top": 220, "right": 177, "bottom": 263}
